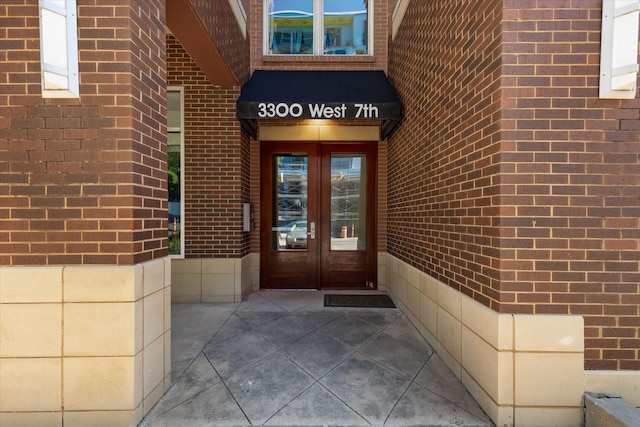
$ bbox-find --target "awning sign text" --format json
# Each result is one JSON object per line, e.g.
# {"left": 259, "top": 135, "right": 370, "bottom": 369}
{"left": 256, "top": 102, "right": 380, "bottom": 119}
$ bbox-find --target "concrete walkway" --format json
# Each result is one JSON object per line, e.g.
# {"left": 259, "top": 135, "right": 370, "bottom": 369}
{"left": 140, "top": 291, "right": 492, "bottom": 426}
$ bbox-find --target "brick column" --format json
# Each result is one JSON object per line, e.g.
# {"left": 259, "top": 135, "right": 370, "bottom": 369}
{"left": 0, "top": 2, "right": 170, "bottom": 426}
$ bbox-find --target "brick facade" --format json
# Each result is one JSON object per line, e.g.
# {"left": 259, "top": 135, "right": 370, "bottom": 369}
{"left": 1, "top": 3, "right": 639, "bottom": 424}
{"left": 167, "top": 34, "right": 249, "bottom": 258}
{"left": 0, "top": 0, "right": 167, "bottom": 266}
{"left": 389, "top": 1, "right": 639, "bottom": 370}
{"left": 1, "top": 2, "right": 172, "bottom": 425}
{"left": 388, "top": 0, "right": 503, "bottom": 309}
{"left": 501, "top": 1, "right": 640, "bottom": 371}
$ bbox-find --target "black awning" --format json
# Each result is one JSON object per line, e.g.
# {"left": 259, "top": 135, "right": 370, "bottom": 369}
{"left": 237, "top": 70, "right": 402, "bottom": 138}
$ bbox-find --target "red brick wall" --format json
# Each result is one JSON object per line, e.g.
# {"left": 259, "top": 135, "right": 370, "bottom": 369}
{"left": 501, "top": 2, "right": 640, "bottom": 370}
{"left": 167, "top": 34, "right": 249, "bottom": 258}
{"left": 0, "top": 0, "right": 167, "bottom": 266}
{"left": 249, "top": 139, "right": 261, "bottom": 253}
{"left": 377, "top": 140, "right": 388, "bottom": 254}
{"left": 388, "top": 0, "right": 503, "bottom": 306}
{"left": 389, "top": 1, "right": 640, "bottom": 370}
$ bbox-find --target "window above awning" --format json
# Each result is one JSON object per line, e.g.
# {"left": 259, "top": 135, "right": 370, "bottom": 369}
{"left": 237, "top": 70, "right": 403, "bottom": 139}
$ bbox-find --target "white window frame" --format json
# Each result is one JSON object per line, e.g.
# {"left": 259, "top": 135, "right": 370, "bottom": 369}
{"left": 263, "top": 0, "right": 374, "bottom": 56}
{"left": 38, "top": 0, "right": 79, "bottom": 98}
{"left": 167, "top": 86, "right": 185, "bottom": 258}
{"left": 392, "top": 0, "right": 410, "bottom": 41}
{"left": 229, "top": 0, "right": 247, "bottom": 39}
{"left": 599, "top": 0, "right": 640, "bottom": 99}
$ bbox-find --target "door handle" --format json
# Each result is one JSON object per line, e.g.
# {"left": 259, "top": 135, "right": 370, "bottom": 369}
{"left": 306, "top": 221, "right": 316, "bottom": 240}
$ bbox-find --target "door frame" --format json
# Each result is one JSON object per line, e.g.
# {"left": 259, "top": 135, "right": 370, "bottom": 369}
{"left": 260, "top": 142, "right": 319, "bottom": 289}
{"left": 260, "top": 141, "right": 377, "bottom": 290}
{"left": 320, "top": 142, "right": 377, "bottom": 289}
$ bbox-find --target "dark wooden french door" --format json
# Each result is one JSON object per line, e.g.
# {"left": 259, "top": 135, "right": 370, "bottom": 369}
{"left": 260, "top": 142, "right": 377, "bottom": 289}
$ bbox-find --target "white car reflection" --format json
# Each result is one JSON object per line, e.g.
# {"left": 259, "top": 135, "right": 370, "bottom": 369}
{"left": 285, "top": 220, "right": 307, "bottom": 249}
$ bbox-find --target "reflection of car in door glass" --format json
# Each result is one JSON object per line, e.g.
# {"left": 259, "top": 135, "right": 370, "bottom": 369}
{"left": 285, "top": 220, "right": 307, "bottom": 249}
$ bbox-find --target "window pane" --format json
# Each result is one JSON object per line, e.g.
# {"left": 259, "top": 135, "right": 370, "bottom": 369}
{"left": 168, "top": 89, "right": 183, "bottom": 256}
{"left": 324, "top": 0, "right": 368, "bottom": 55}
{"left": 167, "top": 90, "right": 181, "bottom": 129}
{"left": 330, "top": 154, "right": 366, "bottom": 251}
{"left": 168, "top": 132, "right": 181, "bottom": 255}
{"left": 41, "top": 9, "right": 69, "bottom": 70}
{"left": 273, "top": 155, "right": 308, "bottom": 251}
{"left": 268, "top": 0, "right": 314, "bottom": 54}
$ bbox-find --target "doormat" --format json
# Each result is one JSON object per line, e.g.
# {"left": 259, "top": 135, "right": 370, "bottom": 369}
{"left": 324, "top": 294, "right": 396, "bottom": 308}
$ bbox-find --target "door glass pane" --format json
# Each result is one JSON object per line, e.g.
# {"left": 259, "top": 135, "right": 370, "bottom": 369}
{"left": 273, "top": 154, "right": 308, "bottom": 251}
{"left": 330, "top": 154, "right": 366, "bottom": 251}
{"left": 267, "top": 0, "right": 314, "bottom": 54}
